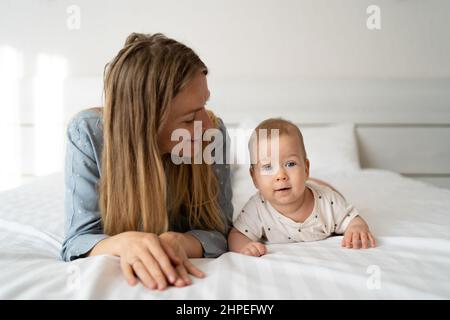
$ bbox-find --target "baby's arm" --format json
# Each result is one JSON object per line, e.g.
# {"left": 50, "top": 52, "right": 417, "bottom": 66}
{"left": 228, "top": 228, "right": 267, "bottom": 257}
{"left": 342, "top": 216, "right": 376, "bottom": 249}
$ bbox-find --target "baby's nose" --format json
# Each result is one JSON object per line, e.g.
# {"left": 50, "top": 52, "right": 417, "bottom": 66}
{"left": 276, "top": 170, "right": 288, "bottom": 180}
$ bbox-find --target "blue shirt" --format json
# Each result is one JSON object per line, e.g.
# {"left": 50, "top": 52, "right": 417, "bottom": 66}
{"left": 61, "top": 108, "right": 233, "bottom": 261}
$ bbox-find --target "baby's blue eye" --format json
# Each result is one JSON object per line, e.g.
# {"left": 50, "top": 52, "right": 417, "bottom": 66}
{"left": 286, "top": 161, "right": 296, "bottom": 168}
{"left": 261, "top": 164, "right": 272, "bottom": 171}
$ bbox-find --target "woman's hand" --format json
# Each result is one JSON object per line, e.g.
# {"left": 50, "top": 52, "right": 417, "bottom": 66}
{"left": 342, "top": 217, "right": 376, "bottom": 249}
{"left": 89, "top": 231, "right": 205, "bottom": 290}
{"left": 239, "top": 241, "right": 267, "bottom": 257}
{"left": 158, "top": 232, "right": 205, "bottom": 287}
{"left": 114, "top": 231, "right": 184, "bottom": 290}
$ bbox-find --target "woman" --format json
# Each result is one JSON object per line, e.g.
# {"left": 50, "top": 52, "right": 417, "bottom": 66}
{"left": 62, "top": 33, "right": 233, "bottom": 291}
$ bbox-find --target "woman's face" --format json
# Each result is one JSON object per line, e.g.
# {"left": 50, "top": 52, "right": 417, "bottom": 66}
{"left": 158, "top": 72, "right": 213, "bottom": 157}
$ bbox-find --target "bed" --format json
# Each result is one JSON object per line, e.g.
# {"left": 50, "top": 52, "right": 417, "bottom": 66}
{"left": 1, "top": 155, "right": 450, "bottom": 299}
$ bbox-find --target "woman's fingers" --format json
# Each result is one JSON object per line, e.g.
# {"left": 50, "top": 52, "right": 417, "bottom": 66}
{"left": 132, "top": 261, "right": 157, "bottom": 290}
{"left": 137, "top": 249, "right": 168, "bottom": 290}
{"left": 120, "top": 258, "right": 137, "bottom": 286}
{"left": 184, "top": 260, "right": 205, "bottom": 279}
{"left": 174, "top": 277, "right": 186, "bottom": 287}
{"left": 159, "top": 239, "right": 183, "bottom": 265}
{"left": 146, "top": 241, "right": 178, "bottom": 284}
{"left": 159, "top": 240, "right": 183, "bottom": 265}
{"left": 176, "top": 264, "right": 192, "bottom": 285}
{"left": 117, "top": 232, "right": 206, "bottom": 290}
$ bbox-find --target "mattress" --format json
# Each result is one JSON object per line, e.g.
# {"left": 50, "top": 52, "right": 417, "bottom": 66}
{"left": 0, "top": 169, "right": 449, "bottom": 299}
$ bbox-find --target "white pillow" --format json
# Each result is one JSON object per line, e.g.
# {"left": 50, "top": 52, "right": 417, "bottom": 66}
{"left": 300, "top": 123, "right": 361, "bottom": 174}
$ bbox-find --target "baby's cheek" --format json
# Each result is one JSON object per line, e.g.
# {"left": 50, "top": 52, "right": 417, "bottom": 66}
{"left": 257, "top": 177, "right": 273, "bottom": 190}
{"left": 263, "top": 184, "right": 276, "bottom": 197}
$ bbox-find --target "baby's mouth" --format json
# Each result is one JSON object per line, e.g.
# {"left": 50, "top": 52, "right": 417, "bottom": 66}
{"left": 275, "top": 187, "right": 291, "bottom": 192}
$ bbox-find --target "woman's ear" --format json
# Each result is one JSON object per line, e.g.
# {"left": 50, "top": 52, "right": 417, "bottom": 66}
{"left": 305, "top": 158, "right": 310, "bottom": 179}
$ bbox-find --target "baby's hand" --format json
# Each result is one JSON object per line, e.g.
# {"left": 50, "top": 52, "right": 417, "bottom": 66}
{"left": 240, "top": 242, "right": 267, "bottom": 257}
{"left": 342, "top": 222, "right": 376, "bottom": 249}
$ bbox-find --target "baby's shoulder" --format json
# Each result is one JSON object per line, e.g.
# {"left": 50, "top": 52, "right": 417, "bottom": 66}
{"left": 241, "top": 192, "right": 264, "bottom": 211}
{"left": 307, "top": 180, "right": 346, "bottom": 206}
{"left": 306, "top": 179, "right": 329, "bottom": 195}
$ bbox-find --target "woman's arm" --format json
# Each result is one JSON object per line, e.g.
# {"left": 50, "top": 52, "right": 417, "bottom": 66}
{"left": 87, "top": 232, "right": 203, "bottom": 258}
{"left": 177, "top": 232, "right": 204, "bottom": 258}
{"left": 63, "top": 112, "right": 202, "bottom": 290}
{"left": 62, "top": 112, "right": 108, "bottom": 261}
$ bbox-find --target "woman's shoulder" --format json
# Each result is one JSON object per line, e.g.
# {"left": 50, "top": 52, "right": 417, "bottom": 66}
{"left": 67, "top": 107, "right": 103, "bottom": 135}
{"left": 206, "top": 109, "right": 228, "bottom": 133}
{"left": 69, "top": 107, "right": 103, "bottom": 125}
{"left": 216, "top": 117, "right": 227, "bottom": 133}
{"left": 66, "top": 108, "right": 104, "bottom": 164}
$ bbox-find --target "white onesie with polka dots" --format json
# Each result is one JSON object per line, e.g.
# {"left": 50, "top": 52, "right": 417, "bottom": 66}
{"left": 233, "top": 180, "right": 359, "bottom": 244}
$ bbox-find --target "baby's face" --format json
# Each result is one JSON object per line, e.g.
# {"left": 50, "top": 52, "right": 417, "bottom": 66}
{"left": 251, "top": 134, "right": 309, "bottom": 211}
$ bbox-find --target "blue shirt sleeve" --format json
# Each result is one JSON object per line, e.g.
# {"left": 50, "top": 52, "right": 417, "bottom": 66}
{"left": 61, "top": 110, "right": 108, "bottom": 261}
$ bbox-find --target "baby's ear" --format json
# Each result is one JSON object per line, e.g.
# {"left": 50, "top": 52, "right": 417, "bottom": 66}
{"left": 249, "top": 166, "right": 259, "bottom": 189}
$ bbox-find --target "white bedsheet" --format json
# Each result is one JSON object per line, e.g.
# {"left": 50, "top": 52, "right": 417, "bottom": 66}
{"left": 0, "top": 169, "right": 449, "bottom": 299}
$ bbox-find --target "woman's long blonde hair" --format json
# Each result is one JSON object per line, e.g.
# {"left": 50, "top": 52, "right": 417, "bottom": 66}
{"left": 100, "top": 33, "right": 225, "bottom": 236}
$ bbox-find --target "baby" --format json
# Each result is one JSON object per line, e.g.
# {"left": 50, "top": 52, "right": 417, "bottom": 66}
{"left": 228, "top": 118, "right": 376, "bottom": 257}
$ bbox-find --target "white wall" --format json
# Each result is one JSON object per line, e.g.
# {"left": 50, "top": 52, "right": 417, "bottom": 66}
{"left": 1, "top": 0, "right": 450, "bottom": 190}
{"left": 2, "top": 0, "right": 450, "bottom": 78}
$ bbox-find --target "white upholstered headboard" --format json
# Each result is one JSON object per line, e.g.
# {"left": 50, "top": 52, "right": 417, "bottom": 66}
{"left": 211, "top": 78, "right": 450, "bottom": 189}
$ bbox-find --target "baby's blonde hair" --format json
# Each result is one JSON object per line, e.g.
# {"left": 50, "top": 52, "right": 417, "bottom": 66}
{"left": 248, "top": 118, "right": 307, "bottom": 166}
